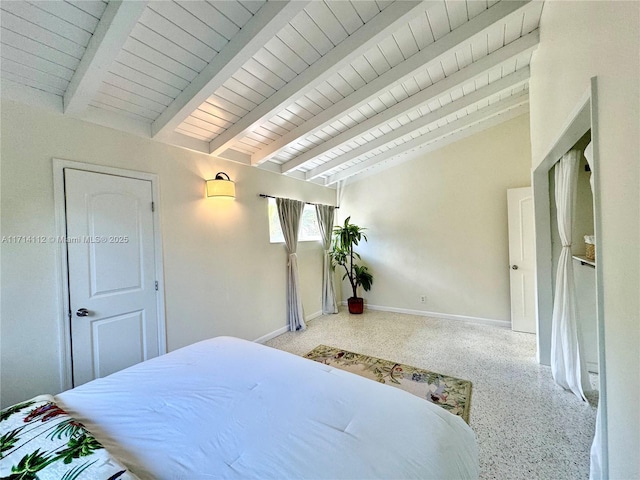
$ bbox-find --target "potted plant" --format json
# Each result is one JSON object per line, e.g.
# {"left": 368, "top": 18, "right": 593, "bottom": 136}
{"left": 330, "top": 217, "right": 373, "bottom": 314}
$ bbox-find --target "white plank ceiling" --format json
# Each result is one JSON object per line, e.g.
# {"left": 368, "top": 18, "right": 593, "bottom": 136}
{"left": 0, "top": 0, "right": 543, "bottom": 185}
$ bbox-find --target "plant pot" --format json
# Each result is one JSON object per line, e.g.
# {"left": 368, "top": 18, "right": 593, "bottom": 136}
{"left": 347, "top": 297, "right": 364, "bottom": 314}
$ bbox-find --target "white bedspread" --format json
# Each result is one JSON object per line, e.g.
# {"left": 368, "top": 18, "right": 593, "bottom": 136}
{"left": 56, "top": 337, "right": 478, "bottom": 479}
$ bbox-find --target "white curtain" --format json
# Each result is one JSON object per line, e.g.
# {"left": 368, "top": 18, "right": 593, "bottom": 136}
{"left": 590, "top": 400, "right": 603, "bottom": 480}
{"left": 584, "top": 141, "right": 603, "bottom": 480}
{"left": 550, "top": 149, "right": 590, "bottom": 401}
{"left": 584, "top": 141, "right": 595, "bottom": 193}
{"left": 276, "top": 198, "right": 306, "bottom": 331}
{"left": 315, "top": 204, "right": 338, "bottom": 315}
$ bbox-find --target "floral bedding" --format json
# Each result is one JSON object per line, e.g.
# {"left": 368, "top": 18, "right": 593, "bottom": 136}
{"left": 0, "top": 395, "right": 138, "bottom": 480}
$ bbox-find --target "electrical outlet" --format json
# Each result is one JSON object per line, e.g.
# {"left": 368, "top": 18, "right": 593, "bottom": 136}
{"left": 419, "top": 295, "right": 427, "bottom": 303}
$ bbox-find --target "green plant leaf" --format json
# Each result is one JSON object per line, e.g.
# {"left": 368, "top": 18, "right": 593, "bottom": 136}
{"left": 331, "top": 217, "right": 373, "bottom": 297}
{"left": 60, "top": 459, "right": 98, "bottom": 480}
{"left": 0, "top": 427, "right": 23, "bottom": 458}
{"left": 47, "top": 419, "right": 86, "bottom": 441}
{"left": 55, "top": 434, "right": 103, "bottom": 464}
{"left": 10, "top": 448, "right": 56, "bottom": 479}
{"left": 0, "top": 401, "right": 36, "bottom": 423}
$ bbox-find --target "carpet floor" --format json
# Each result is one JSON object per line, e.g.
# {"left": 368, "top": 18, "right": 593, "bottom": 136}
{"left": 265, "top": 308, "right": 598, "bottom": 480}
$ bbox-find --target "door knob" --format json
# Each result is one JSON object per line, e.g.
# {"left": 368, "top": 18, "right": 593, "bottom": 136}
{"left": 511, "top": 265, "right": 519, "bottom": 270}
{"left": 76, "top": 308, "right": 90, "bottom": 317}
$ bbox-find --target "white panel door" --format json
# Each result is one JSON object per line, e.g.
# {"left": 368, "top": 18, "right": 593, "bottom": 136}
{"left": 508, "top": 187, "right": 536, "bottom": 333}
{"left": 65, "top": 169, "right": 160, "bottom": 386}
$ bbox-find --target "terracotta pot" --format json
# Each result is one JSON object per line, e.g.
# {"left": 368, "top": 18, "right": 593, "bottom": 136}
{"left": 347, "top": 297, "right": 364, "bottom": 314}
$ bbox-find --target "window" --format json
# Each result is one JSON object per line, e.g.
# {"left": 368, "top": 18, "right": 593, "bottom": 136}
{"left": 268, "top": 198, "right": 321, "bottom": 243}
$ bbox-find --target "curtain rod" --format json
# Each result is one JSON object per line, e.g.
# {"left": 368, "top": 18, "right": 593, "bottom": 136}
{"left": 258, "top": 194, "right": 339, "bottom": 209}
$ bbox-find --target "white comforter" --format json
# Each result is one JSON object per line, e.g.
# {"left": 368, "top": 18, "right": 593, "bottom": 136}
{"left": 57, "top": 337, "right": 478, "bottom": 479}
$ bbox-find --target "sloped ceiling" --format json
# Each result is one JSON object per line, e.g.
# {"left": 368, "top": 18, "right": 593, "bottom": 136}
{"left": 0, "top": 0, "right": 543, "bottom": 185}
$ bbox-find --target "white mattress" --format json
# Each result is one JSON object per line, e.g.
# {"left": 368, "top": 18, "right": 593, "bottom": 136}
{"left": 56, "top": 337, "right": 478, "bottom": 479}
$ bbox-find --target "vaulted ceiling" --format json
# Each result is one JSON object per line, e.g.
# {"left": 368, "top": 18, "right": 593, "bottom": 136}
{"left": 0, "top": 0, "right": 542, "bottom": 185}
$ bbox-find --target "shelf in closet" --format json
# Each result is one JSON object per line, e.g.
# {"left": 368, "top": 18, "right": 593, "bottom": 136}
{"left": 573, "top": 255, "right": 595, "bottom": 268}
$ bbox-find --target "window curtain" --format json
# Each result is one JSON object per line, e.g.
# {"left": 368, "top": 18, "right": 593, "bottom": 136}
{"left": 276, "top": 198, "right": 306, "bottom": 331}
{"left": 550, "top": 149, "right": 590, "bottom": 401}
{"left": 584, "top": 141, "right": 603, "bottom": 480}
{"left": 315, "top": 204, "right": 338, "bottom": 315}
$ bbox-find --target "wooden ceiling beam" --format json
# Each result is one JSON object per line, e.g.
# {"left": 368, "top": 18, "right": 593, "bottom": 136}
{"left": 64, "top": 0, "right": 148, "bottom": 116}
{"left": 151, "top": 1, "right": 309, "bottom": 140}
{"left": 306, "top": 66, "right": 531, "bottom": 180}
{"left": 286, "top": 31, "right": 538, "bottom": 176}
{"left": 254, "top": 0, "right": 533, "bottom": 167}
{"left": 207, "top": 0, "right": 426, "bottom": 157}
{"left": 325, "top": 93, "right": 530, "bottom": 185}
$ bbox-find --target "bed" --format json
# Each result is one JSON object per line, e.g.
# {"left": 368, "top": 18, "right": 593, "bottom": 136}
{"left": 3, "top": 337, "right": 478, "bottom": 479}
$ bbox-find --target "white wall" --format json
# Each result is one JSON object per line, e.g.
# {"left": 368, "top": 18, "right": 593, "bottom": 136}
{"left": 0, "top": 100, "right": 335, "bottom": 407}
{"left": 338, "top": 114, "right": 532, "bottom": 324}
{"left": 529, "top": 2, "right": 639, "bottom": 477}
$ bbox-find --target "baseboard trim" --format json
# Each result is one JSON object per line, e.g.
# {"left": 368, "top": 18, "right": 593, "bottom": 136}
{"left": 254, "top": 326, "right": 288, "bottom": 344}
{"left": 341, "top": 302, "right": 511, "bottom": 329}
{"left": 306, "top": 310, "right": 323, "bottom": 322}
{"left": 253, "top": 310, "right": 323, "bottom": 344}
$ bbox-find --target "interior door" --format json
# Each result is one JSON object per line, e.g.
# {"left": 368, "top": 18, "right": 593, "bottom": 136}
{"left": 65, "top": 168, "right": 160, "bottom": 387}
{"left": 507, "top": 187, "right": 536, "bottom": 333}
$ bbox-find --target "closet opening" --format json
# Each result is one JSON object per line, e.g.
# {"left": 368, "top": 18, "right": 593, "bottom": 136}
{"left": 531, "top": 77, "right": 607, "bottom": 476}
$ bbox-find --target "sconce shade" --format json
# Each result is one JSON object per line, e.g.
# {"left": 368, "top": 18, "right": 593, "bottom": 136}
{"left": 206, "top": 172, "right": 235, "bottom": 198}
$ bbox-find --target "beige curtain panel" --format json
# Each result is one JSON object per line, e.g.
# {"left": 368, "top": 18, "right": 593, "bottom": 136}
{"left": 276, "top": 197, "right": 306, "bottom": 331}
{"left": 315, "top": 204, "right": 338, "bottom": 315}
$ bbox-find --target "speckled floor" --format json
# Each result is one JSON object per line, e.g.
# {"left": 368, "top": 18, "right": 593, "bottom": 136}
{"left": 265, "top": 308, "right": 598, "bottom": 480}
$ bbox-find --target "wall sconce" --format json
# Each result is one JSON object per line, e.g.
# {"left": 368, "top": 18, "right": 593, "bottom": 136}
{"left": 206, "top": 172, "right": 235, "bottom": 198}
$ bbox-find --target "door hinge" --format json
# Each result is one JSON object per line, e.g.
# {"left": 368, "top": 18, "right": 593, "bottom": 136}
{"left": 68, "top": 309, "right": 72, "bottom": 320}
{"left": 155, "top": 281, "right": 158, "bottom": 291}
{"left": 151, "top": 201, "right": 155, "bottom": 212}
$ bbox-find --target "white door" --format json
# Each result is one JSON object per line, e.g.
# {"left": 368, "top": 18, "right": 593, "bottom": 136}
{"left": 507, "top": 187, "right": 536, "bottom": 333}
{"left": 65, "top": 169, "right": 160, "bottom": 386}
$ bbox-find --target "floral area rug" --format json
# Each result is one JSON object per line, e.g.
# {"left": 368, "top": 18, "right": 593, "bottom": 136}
{"left": 304, "top": 345, "right": 472, "bottom": 423}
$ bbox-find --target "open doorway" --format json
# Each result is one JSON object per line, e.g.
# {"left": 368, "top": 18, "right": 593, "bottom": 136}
{"left": 531, "top": 77, "right": 607, "bottom": 474}
{"left": 548, "top": 130, "right": 598, "bottom": 374}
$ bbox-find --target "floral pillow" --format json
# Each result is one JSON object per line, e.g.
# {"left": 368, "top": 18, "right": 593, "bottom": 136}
{"left": 0, "top": 394, "right": 139, "bottom": 480}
